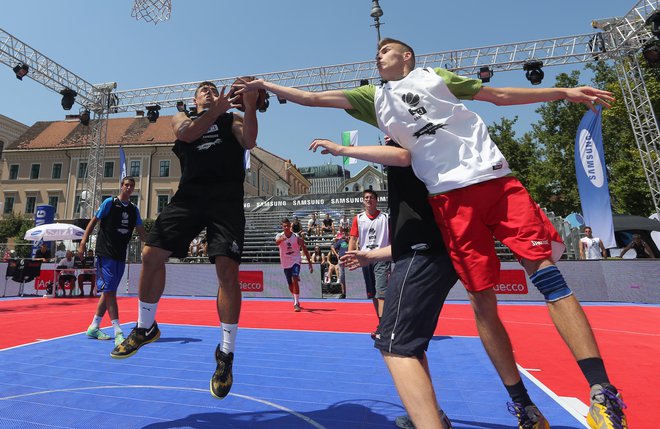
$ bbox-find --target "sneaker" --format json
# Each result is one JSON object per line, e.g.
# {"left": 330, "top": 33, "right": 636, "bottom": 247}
{"left": 394, "top": 409, "right": 452, "bottom": 429}
{"left": 294, "top": 304, "right": 301, "bottom": 312}
{"left": 114, "top": 331, "right": 125, "bottom": 347}
{"left": 507, "top": 403, "right": 550, "bottom": 429}
{"left": 86, "top": 326, "right": 111, "bottom": 340}
{"left": 210, "top": 345, "right": 234, "bottom": 399}
{"left": 110, "top": 321, "right": 160, "bottom": 359}
{"left": 587, "top": 384, "right": 627, "bottom": 429}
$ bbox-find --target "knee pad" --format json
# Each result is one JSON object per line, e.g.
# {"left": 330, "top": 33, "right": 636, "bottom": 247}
{"left": 529, "top": 265, "right": 573, "bottom": 302}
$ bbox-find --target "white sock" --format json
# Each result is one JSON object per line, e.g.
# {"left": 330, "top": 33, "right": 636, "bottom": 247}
{"left": 138, "top": 300, "right": 158, "bottom": 328}
{"left": 220, "top": 323, "right": 238, "bottom": 354}
{"left": 111, "top": 319, "right": 122, "bottom": 335}
{"left": 293, "top": 294, "right": 300, "bottom": 305}
{"left": 90, "top": 315, "right": 103, "bottom": 329}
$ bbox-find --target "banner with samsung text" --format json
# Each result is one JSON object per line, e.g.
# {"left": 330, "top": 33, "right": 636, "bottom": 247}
{"left": 574, "top": 106, "right": 616, "bottom": 249}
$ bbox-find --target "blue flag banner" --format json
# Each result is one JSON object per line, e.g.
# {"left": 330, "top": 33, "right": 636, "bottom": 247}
{"left": 119, "top": 145, "right": 127, "bottom": 184}
{"left": 575, "top": 106, "right": 616, "bottom": 249}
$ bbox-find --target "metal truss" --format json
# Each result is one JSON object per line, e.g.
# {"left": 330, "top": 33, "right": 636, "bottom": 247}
{"left": 1, "top": 0, "right": 660, "bottom": 217}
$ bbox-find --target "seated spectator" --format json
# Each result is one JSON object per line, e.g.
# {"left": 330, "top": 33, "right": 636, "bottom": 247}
{"left": 189, "top": 236, "right": 202, "bottom": 257}
{"left": 54, "top": 243, "right": 67, "bottom": 263}
{"left": 620, "top": 233, "right": 655, "bottom": 258}
{"left": 34, "top": 243, "right": 52, "bottom": 262}
{"left": 331, "top": 233, "right": 349, "bottom": 298}
{"left": 339, "top": 214, "right": 350, "bottom": 232}
{"left": 322, "top": 213, "right": 335, "bottom": 236}
{"left": 77, "top": 249, "right": 97, "bottom": 297}
{"left": 325, "top": 248, "right": 339, "bottom": 284}
{"left": 291, "top": 217, "right": 303, "bottom": 235}
{"left": 56, "top": 250, "right": 77, "bottom": 297}
{"left": 199, "top": 237, "right": 208, "bottom": 258}
{"left": 2, "top": 248, "right": 11, "bottom": 262}
{"left": 307, "top": 212, "right": 319, "bottom": 237}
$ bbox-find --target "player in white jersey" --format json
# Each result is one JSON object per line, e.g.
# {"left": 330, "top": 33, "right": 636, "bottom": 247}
{"left": 237, "top": 38, "right": 625, "bottom": 429}
{"left": 276, "top": 218, "right": 313, "bottom": 312}
{"left": 580, "top": 226, "right": 607, "bottom": 260}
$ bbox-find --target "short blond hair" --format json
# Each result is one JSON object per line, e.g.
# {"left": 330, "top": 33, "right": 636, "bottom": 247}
{"left": 378, "top": 38, "right": 416, "bottom": 68}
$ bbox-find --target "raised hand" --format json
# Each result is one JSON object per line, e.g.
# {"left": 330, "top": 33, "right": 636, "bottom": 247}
{"left": 309, "top": 139, "right": 343, "bottom": 156}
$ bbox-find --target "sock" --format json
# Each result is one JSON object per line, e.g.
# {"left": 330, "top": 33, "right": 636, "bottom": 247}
{"left": 577, "top": 357, "right": 610, "bottom": 387}
{"left": 220, "top": 323, "right": 238, "bottom": 355}
{"left": 90, "top": 315, "right": 103, "bottom": 329}
{"left": 138, "top": 300, "right": 158, "bottom": 329}
{"left": 111, "top": 319, "right": 122, "bottom": 335}
{"left": 293, "top": 294, "right": 300, "bottom": 305}
{"left": 505, "top": 380, "right": 533, "bottom": 407}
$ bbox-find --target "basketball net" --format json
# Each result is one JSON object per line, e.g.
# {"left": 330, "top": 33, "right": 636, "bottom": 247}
{"left": 132, "top": 0, "right": 172, "bottom": 24}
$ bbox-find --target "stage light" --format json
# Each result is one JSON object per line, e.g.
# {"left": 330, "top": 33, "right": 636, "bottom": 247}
{"left": 646, "top": 11, "right": 660, "bottom": 37}
{"left": 146, "top": 105, "right": 161, "bottom": 122}
{"left": 13, "top": 63, "right": 29, "bottom": 80}
{"left": 60, "top": 88, "right": 77, "bottom": 110}
{"left": 79, "top": 109, "right": 91, "bottom": 126}
{"left": 258, "top": 97, "right": 269, "bottom": 113}
{"left": 277, "top": 96, "right": 287, "bottom": 104}
{"left": 477, "top": 66, "right": 493, "bottom": 83}
{"left": 360, "top": 79, "right": 370, "bottom": 86}
{"left": 523, "top": 61, "right": 544, "bottom": 85}
{"left": 643, "top": 39, "right": 660, "bottom": 67}
{"left": 176, "top": 101, "right": 187, "bottom": 112}
{"left": 370, "top": 0, "right": 383, "bottom": 19}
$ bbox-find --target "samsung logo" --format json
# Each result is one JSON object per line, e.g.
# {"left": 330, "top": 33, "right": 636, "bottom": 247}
{"left": 578, "top": 129, "right": 604, "bottom": 188}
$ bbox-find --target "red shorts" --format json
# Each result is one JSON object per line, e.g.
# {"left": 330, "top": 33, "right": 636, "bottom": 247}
{"left": 428, "top": 176, "right": 564, "bottom": 292}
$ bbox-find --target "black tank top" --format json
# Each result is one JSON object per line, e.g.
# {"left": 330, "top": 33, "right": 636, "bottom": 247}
{"left": 173, "top": 112, "right": 246, "bottom": 190}
{"left": 95, "top": 197, "right": 137, "bottom": 261}
{"left": 631, "top": 241, "right": 650, "bottom": 258}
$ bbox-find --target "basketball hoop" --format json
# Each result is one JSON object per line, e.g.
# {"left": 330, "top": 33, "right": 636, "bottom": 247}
{"left": 132, "top": 0, "right": 172, "bottom": 24}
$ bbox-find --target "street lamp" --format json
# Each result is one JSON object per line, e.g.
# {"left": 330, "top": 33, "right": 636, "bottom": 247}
{"left": 370, "top": 0, "right": 384, "bottom": 43}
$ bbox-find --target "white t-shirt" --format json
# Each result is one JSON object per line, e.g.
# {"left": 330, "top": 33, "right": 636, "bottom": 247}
{"left": 276, "top": 232, "right": 302, "bottom": 269}
{"left": 352, "top": 211, "right": 390, "bottom": 252}
{"left": 581, "top": 237, "right": 603, "bottom": 260}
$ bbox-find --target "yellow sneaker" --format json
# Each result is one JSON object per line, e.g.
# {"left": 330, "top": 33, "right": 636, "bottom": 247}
{"left": 587, "top": 384, "right": 627, "bottom": 429}
{"left": 507, "top": 403, "right": 550, "bottom": 429}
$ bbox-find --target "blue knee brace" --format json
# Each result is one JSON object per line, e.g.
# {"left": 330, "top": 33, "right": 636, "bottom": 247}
{"left": 529, "top": 265, "right": 573, "bottom": 302}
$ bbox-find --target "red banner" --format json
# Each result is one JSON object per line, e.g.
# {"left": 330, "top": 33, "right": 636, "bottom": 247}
{"left": 493, "top": 270, "right": 528, "bottom": 294}
{"left": 34, "top": 269, "right": 55, "bottom": 290}
{"left": 239, "top": 271, "right": 264, "bottom": 292}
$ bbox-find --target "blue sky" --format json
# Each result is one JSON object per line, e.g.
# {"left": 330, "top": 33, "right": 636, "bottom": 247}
{"left": 1, "top": 1, "right": 630, "bottom": 174}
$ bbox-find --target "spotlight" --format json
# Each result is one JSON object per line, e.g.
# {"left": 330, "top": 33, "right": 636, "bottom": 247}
{"left": 643, "top": 39, "right": 660, "bottom": 67}
{"left": 646, "top": 11, "right": 660, "bottom": 37}
{"left": 360, "top": 79, "right": 370, "bottom": 86}
{"left": 523, "top": 61, "right": 544, "bottom": 85}
{"left": 79, "top": 109, "right": 91, "bottom": 126}
{"left": 146, "top": 105, "right": 161, "bottom": 122}
{"left": 277, "top": 96, "right": 287, "bottom": 104}
{"left": 13, "top": 63, "right": 29, "bottom": 80}
{"left": 370, "top": 0, "right": 383, "bottom": 18}
{"left": 60, "top": 88, "right": 77, "bottom": 110}
{"left": 176, "top": 101, "right": 187, "bottom": 112}
{"left": 258, "top": 96, "right": 269, "bottom": 113}
{"left": 477, "top": 66, "right": 493, "bottom": 83}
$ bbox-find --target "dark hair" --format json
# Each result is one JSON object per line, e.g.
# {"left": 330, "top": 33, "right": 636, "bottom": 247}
{"left": 121, "top": 176, "right": 136, "bottom": 186}
{"left": 363, "top": 189, "right": 378, "bottom": 199}
{"left": 195, "top": 81, "right": 218, "bottom": 98}
{"left": 378, "top": 38, "right": 416, "bottom": 68}
{"left": 281, "top": 218, "right": 291, "bottom": 224}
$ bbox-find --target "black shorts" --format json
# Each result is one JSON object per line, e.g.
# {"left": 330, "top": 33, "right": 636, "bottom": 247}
{"left": 146, "top": 185, "right": 245, "bottom": 263}
{"left": 374, "top": 249, "right": 457, "bottom": 358}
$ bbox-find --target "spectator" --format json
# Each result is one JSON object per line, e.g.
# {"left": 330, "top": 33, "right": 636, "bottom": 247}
{"left": 325, "top": 248, "right": 339, "bottom": 285}
{"left": 339, "top": 214, "right": 350, "bottom": 231}
{"left": 322, "top": 213, "right": 335, "bottom": 236}
{"left": 579, "top": 226, "right": 607, "bottom": 260}
{"left": 56, "top": 250, "right": 77, "bottom": 297}
{"left": 620, "top": 233, "right": 654, "bottom": 258}
{"left": 309, "top": 245, "right": 326, "bottom": 284}
{"left": 291, "top": 216, "right": 303, "bottom": 235}
{"left": 307, "top": 212, "right": 319, "bottom": 236}
{"left": 34, "top": 243, "right": 52, "bottom": 262}
{"left": 54, "top": 243, "right": 67, "bottom": 262}
{"left": 331, "top": 232, "right": 349, "bottom": 298}
{"left": 2, "top": 248, "right": 11, "bottom": 262}
{"left": 77, "top": 249, "right": 97, "bottom": 296}
{"left": 189, "top": 235, "right": 201, "bottom": 257}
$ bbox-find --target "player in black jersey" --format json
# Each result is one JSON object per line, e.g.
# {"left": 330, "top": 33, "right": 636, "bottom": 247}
{"left": 111, "top": 81, "right": 260, "bottom": 401}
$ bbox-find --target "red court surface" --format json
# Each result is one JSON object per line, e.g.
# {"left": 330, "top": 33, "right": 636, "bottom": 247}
{"left": 1, "top": 296, "right": 657, "bottom": 428}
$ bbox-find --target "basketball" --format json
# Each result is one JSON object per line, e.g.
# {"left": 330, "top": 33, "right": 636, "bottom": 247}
{"left": 229, "top": 76, "right": 269, "bottom": 112}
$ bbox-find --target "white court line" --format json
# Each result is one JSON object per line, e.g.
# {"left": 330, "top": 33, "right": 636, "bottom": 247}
{"left": 518, "top": 365, "right": 590, "bottom": 428}
{"left": 0, "top": 385, "right": 326, "bottom": 429}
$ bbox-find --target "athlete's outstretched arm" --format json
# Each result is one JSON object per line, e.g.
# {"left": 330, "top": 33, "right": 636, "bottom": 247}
{"left": 475, "top": 85, "right": 614, "bottom": 112}
{"left": 309, "top": 138, "right": 410, "bottom": 167}
{"left": 235, "top": 78, "right": 353, "bottom": 109}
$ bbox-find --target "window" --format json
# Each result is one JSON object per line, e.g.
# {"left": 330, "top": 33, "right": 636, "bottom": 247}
{"left": 30, "top": 164, "right": 40, "bottom": 179}
{"left": 159, "top": 160, "right": 170, "bottom": 177}
{"left": 157, "top": 195, "right": 169, "bottom": 213}
{"left": 104, "top": 161, "right": 114, "bottom": 178}
{"left": 25, "top": 196, "right": 36, "bottom": 214}
{"left": 52, "top": 163, "right": 62, "bottom": 179}
{"left": 9, "top": 164, "right": 18, "bottom": 180}
{"left": 78, "top": 162, "right": 88, "bottom": 179}
{"left": 130, "top": 160, "right": 141, "bottom": 177}
{"left": 129, "top": 195, "right": 138, "bottom": 206}
{"left": 48, "top": 196, "right": 59, "bottom": 208}
{"left": 3, "top": 196, "right": 14, "bottom": 214}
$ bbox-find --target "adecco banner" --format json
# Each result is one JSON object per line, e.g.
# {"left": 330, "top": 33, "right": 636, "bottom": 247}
{"left": 239, "top": 271, "right": 264, "bottom": 292}
{"left": 493, "top": 270, "right": 528, "bottom": 294}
